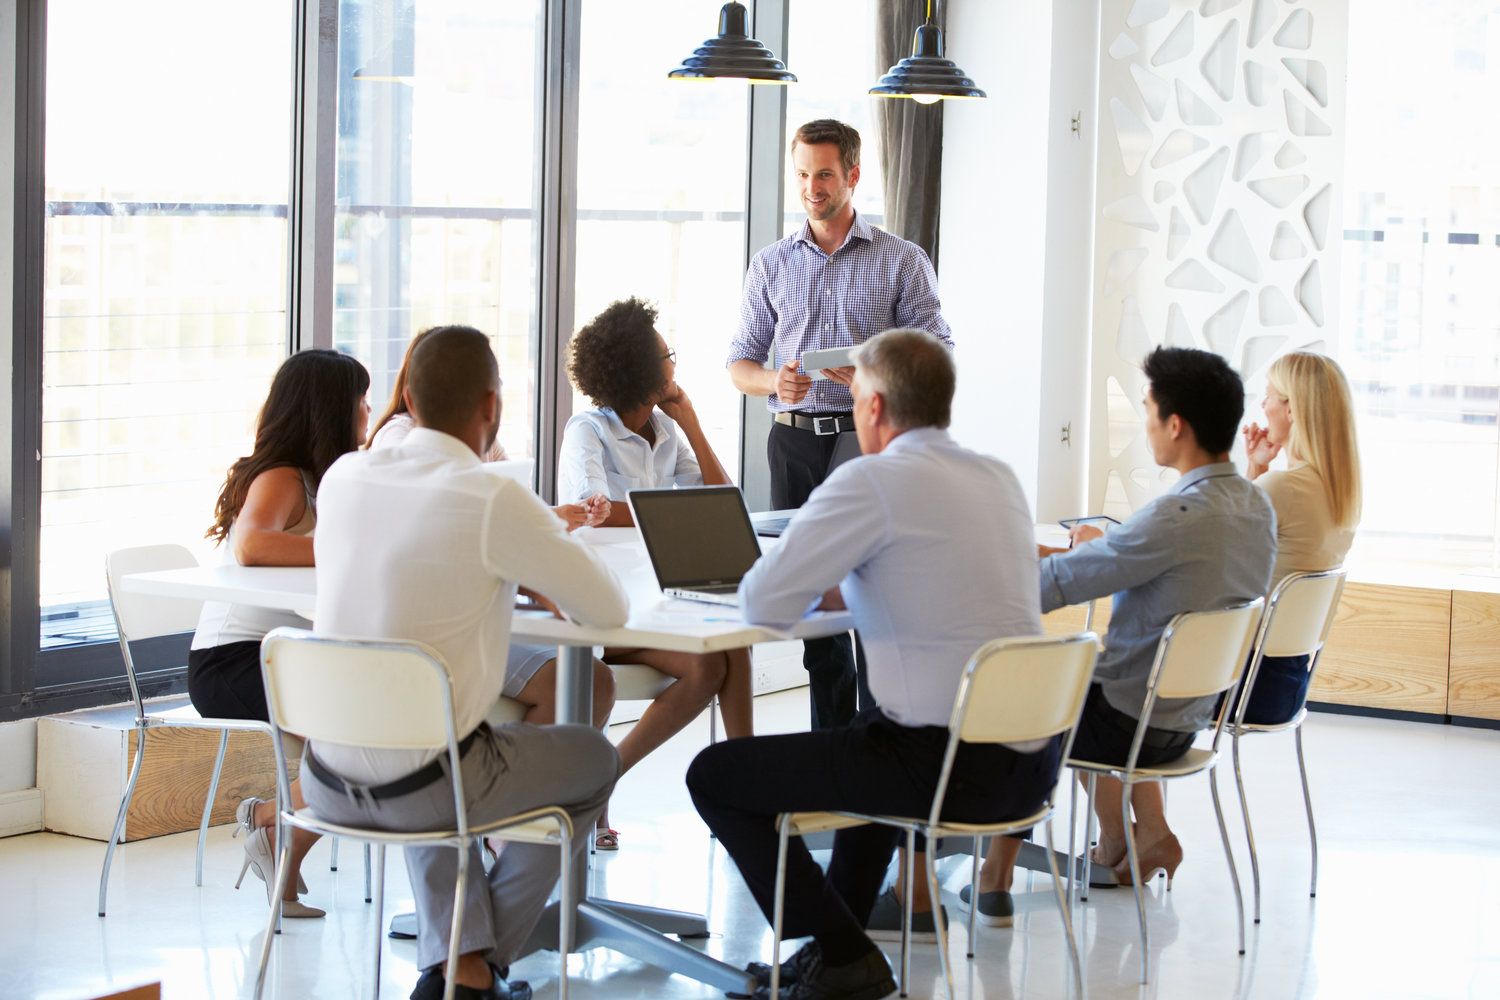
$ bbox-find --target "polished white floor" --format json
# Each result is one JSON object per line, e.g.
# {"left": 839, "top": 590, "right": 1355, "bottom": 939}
{"left": 3, "top": 690, "right": 1499, "bottom": 1000}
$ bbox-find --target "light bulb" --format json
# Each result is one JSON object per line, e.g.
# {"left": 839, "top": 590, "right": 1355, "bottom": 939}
{"left": 913, "top": 93, "right": 942, "bottom": 105}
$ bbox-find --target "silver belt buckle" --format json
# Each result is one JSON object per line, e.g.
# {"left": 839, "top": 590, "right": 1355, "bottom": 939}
{"left": 813, "top": 415, "right": 842, "bottom": 436}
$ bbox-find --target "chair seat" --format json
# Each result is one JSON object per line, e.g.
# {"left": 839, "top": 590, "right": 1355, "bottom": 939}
{"left": 283, "top": 804, "right": 569, "bottom": 848}
{"left": 1069, "top": 745, "right": 1220, "bottom": 780}
{"left": 783, "top": 803, "right": 1056, "bottom": 840}
{"left": 1228, "top": 707, "right": 1308, "bottom": 737}
{"left": 780, "top": 811, "right": 872, "bottom": 837}
{"left": 611, "top": 663, "right": 675, "bottom": 701}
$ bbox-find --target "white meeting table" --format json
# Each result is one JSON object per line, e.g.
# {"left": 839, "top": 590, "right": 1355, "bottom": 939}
{"left": 121, "top": 526, "right": 854, "bottom": 995}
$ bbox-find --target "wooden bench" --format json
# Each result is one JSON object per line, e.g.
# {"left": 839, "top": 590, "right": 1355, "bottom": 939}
{"left": 1042, "top": 577, "right": 1500, "bottom": 723}
{"left": 36, "top": 698, "right": 285, "bottom": 842}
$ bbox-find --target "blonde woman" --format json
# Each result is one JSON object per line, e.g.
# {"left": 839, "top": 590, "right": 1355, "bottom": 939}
{"left": 1241, "top": 351, "right": 1362, "bottom": 723}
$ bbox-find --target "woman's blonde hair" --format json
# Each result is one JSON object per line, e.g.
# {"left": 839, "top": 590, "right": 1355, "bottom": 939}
{"left": 1265, "top": 352, "right": 1362, "bottom": 530}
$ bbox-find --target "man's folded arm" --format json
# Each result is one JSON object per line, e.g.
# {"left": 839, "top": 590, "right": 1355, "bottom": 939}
{"left": 482, "top": 482, "right": 629, "bottom": 627}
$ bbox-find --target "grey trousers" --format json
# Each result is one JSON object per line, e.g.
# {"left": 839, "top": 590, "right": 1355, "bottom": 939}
{"left": 302, "top": 722, "right": 619, "bottom": 971}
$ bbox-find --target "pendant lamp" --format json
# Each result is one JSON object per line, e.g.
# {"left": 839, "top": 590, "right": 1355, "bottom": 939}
{"left": 669, "top": 2, "right": 796, "bottom": 84}
{"left": 869, "top": 2, "right": 985, "bottom": 103}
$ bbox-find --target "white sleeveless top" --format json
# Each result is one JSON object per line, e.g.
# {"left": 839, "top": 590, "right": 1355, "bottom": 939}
{"left": 190, "top": 470, "right": 317, "bottom": 649}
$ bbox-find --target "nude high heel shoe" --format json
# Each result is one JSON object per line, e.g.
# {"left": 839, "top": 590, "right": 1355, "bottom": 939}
{"left": 233, "top": 797, "right": 307, "bottom": 895}
{"left": 236, "top": 826, "right": 325, "bottom": 919}
{"left": 1113, "top": 833, "right": 1184, "bottom": 889}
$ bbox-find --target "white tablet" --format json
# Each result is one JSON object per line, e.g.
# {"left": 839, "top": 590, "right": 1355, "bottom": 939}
{"left": 801, "top": 345, "right": 857, "bottom": 380}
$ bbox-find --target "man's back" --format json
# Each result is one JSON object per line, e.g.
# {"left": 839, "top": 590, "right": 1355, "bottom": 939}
{"left": 741, "top": 426, "right": 1040, "bottom": 728}
{"left": 312, "top": 427, "right": 627, "bottom": 782}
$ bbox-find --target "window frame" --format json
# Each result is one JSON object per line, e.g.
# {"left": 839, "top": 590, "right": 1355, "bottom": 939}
{"left": 1, "top": 0, "right": 795, "bottom": 720}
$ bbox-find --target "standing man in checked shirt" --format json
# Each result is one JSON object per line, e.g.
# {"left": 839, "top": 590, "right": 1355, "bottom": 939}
{"left": 727, "top": 118, "right": 953, "bottom": 730}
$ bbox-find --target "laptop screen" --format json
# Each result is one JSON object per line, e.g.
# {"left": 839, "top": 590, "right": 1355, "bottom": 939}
{"left": 630, "top": 486, "right": 763, "bottom": 589}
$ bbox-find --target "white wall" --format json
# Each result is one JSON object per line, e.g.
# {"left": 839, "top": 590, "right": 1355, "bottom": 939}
{"left": 940, "top": 2, "right": 1100, "bottom": 521}
{"left": 939, "top": 1, "right": 1054, "bottom": 512}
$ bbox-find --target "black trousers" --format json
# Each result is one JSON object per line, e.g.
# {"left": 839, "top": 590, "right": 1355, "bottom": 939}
{"left": 687, "top": 709, "right": 1061, "bottom": 961}
{"left": 767, "top": 420, "right": 872, "bottom": 728}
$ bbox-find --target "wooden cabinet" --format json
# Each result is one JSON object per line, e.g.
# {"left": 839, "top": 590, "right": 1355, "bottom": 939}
{"left": 1449, "top": 591, "right": 1500, "bottom": 721}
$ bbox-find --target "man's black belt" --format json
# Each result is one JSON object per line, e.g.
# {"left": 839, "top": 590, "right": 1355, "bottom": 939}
{"left": 304, "top": 723, "right": 487, "bottom": 804}
{"left": 774, "top": 411, "right": 855, "bottom": 435}
{"left": 1095, "top": 695, "right": 1196, "bottom": 751}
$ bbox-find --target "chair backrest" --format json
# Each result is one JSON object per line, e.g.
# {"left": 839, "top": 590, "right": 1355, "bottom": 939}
{"left": 260, "top": 628, "right": 456, "bottom": 751}
{"left": 1151, "top": 599, "right": 1265, "bottom": 701}
{"left": 105, "top": 544, "right": 202, "bottom": 643}
{"left": 1259, "top": 570, "right": 1346, "bottom": 659}
{"left": 953, "top": 632, "right": 1100, "bottom": 745}
{"left": 928, "top": 632, "right": 1099, "bottom": 828}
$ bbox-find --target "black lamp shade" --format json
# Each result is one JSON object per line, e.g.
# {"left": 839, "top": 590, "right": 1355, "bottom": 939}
{"left": 669, "top": 2, "right": 797, "bottom": 84}
{"left": 869, "top": 23, "right": 985, "bottom": 101}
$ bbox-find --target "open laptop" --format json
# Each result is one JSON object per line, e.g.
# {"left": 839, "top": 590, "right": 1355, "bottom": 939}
{"left": 628, "top": 486, "right": 763, "bottom": 607}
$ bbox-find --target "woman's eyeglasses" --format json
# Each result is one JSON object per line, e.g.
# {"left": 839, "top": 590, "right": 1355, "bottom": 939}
{"left": 662, "top": 350, "right": 677, "bottom": 363}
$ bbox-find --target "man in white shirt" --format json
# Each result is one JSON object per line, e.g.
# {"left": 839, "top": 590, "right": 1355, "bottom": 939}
{"left": 688, "top": 329, "right": 1052, "bottom": 1000}
{"left": 308, "top": 326, "right": 630, "bottom": 1000}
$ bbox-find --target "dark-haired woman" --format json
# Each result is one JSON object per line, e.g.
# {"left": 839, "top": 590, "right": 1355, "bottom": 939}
{"left": 557, "top": 297, "right": 754, "bottom": 850}
{"left": 189, "top": 348, "right": 370, "bottom": 918}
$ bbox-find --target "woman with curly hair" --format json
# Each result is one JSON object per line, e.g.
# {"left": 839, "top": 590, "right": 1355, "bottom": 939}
{"left": 190, "top": 348, "right": 370, "bottom": 919}
{"left": 558, "top": 296, "right": 753, "bottom": 849}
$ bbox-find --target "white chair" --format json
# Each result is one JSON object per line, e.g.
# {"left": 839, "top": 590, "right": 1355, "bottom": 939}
{"left": 98, "top": 544, "right": 275, "bottom": 917}
{"left": 610, "top": 662, "right": 719, "bottom": 743}
{"left": 1069, "top": 598, "right": 1264, "bottom": 984}
{"left": 769, "top": 632, "right": 1100, "bottom": 1000}
{"left": 253, "top": 628, "right": 576, "bottom": 1000}
{"left": 1227, "top": 569, "right": 1346, "bottom": 923}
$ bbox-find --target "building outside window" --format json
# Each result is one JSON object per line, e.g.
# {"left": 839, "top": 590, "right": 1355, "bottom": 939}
{"left": 40, "top": 0, "right": 294, "bottom": 649}
{"left": 334, "top": 0, "right": 545, "bottom": 461}
{"left": 1338, "top": 0, "right": 1500, "bottom": 572}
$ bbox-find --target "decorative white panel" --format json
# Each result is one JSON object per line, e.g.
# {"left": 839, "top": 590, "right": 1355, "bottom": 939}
{"left": 1089, "top": 0, "right": 1348, "bottom": 518}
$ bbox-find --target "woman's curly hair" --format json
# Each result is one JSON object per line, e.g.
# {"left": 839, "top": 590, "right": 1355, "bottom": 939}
{"left": 567, "top": 297, "right": 669, "bottom": 412}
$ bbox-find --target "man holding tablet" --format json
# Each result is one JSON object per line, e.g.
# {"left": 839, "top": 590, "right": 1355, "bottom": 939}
{"left": 726, "top": 118, "right": 952, "bottom": 730}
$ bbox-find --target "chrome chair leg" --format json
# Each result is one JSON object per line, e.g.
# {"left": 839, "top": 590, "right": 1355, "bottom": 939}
{"left": 198, "top": 729, "right": 230, "bottom": 887}
{"left": 925, "top": 831, "right": 954, "bottom": 1000}
{"left": 253, "top": 816, "right": 298, "bottom": 998}
{"left": 1080, "top": 773, "right": 1098, "bottom": 903}
{"left": 1042, "top": 817, "right": 1085, "bottom": 998}
{"left": 770, "top": 818, "right": 792, "bottom": 1000}
{"left": 1121, "top": 779, "right": 1148, "bottom": 984}
{"left": 1209, "top": 765, "right": 1247, "bottom": 956}
{"left": 557, "top": 823, "right": 572, "bottom": 1000}
{"left": 370, "top": 843, "right": 385, "bottom": 1000}
{"left": 98, "top": 721, "right": 149, "bottom": 917}
{"left": 900, "top": 829, "right": 914, "bottom": 998}
{"left": 1231, "top": 732, "right": 1262, "bottom": 923}
{"left": 1296, "top": 726, "right": 1319, "bottom": 898}
{"left": 967, "top": 837, "right": 981, "bottom": 959}
{"left": 442, "top": 843, "right": 470, "bottom": 1000}
{"left": 330, "top": 834, "right": 340, "bottom": 871}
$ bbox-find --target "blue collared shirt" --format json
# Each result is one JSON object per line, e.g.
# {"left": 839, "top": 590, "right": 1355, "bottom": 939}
{"left": 557, "top": 407, "right": 702, "bottom": 504}
{"left": 738, "top": 427, "right": 1040, "bottom": 731}
{"left": 727, "top": 212, "right": 953, "bottom": 414}
{"left": 1039, "top": 462, "right": 1277, "bottom": 732}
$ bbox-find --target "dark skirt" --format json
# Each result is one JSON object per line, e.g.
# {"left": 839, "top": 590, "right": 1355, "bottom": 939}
{"left": 1233, "top": 653, "right": 1313, "bottom": 726}
{"left": 187, "top": 640, "right": 269, "bottom": 722}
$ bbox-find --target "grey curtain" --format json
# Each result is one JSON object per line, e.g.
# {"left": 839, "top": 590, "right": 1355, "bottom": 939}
{"left": 874, "top": 0, "right": 944, "bottom": 271}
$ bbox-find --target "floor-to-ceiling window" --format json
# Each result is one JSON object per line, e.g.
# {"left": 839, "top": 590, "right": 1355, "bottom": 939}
{"left": 1338, "top": 0, "right": 1500, "bottom": 572}
{"left": 333, "top": 0, "right": 545, "bottom": 460}
{"left": 40, "top": 0, "right": 294, "bottom": 650}
{"left": 570, "top": 1, "right": 750, "bottom": 476}
{"left": 784, "top": 0, "right": 885, "bottom": 230}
